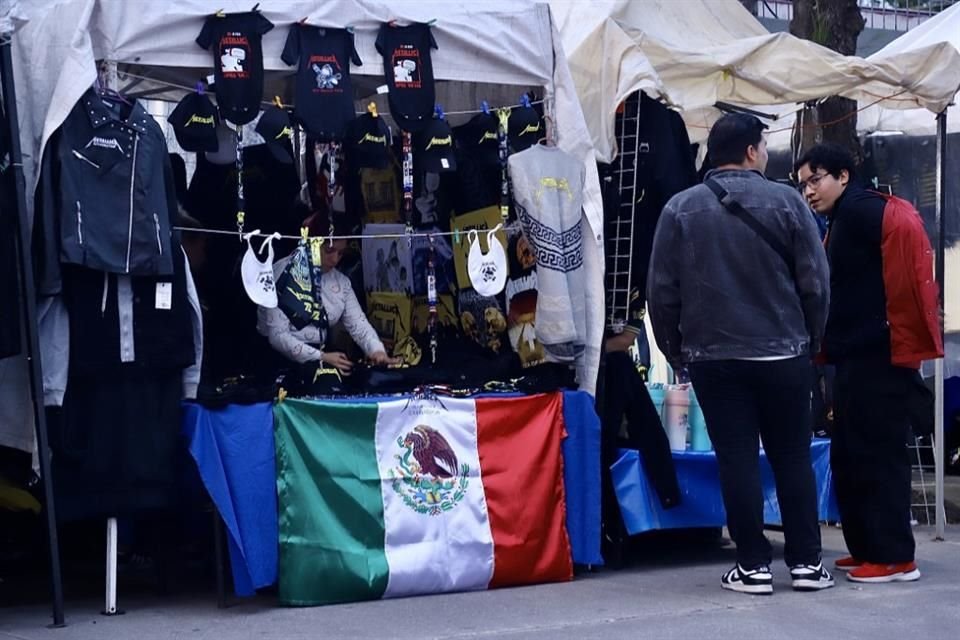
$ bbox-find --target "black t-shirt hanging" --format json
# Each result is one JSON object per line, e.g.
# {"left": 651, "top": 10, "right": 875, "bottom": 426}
{"left": 281, "top": 25, "right": 362, "bottom": 141}
{"left": 196, "top": 11, "right": 274, "bottom": 126}
{"left": 375, "top": 23, "right": 438, "bottom": 133}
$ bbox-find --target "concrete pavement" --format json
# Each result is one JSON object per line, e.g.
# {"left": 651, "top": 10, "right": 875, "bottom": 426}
{"left": 2, "top": 525, "right": 958, "bottom": 640}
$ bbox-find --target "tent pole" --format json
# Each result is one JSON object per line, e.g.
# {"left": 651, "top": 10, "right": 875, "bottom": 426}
{"left": 934, "top": 109, "right": 947, "bottom": 541}
{"left": 0, "top": 38, "right": 66, "bottom": 627}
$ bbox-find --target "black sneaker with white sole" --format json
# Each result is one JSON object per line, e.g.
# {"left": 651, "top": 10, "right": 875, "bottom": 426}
{"left": 721, "top": 564, "right": 773, "bottom": 595}
{"left": 790, "top": 563, "right": 835, "bottom": 591}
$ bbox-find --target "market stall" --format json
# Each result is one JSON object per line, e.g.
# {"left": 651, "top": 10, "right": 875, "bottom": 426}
{"left": 1, "top": 0, "right": 611, "bottom": 621}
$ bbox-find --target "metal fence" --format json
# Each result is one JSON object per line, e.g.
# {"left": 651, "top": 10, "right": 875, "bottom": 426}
{"left": 749, "top": 0, "right": 956, "bottom": 31}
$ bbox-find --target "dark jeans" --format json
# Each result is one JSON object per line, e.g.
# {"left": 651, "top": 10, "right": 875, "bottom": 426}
{"left": 689, "top": 357, "right": 821, "bottom": 568}
{"left": 832, "top": 360, "right": 916, "bottom": 564}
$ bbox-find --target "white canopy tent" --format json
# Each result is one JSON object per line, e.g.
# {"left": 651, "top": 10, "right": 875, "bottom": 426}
{"left": 1, "top": 0, "right": 609, "bottom": 461}
{"left": 859, "top": 2, "right": 960, "bottom": 136}
{"left": 550, "top": 0, "right": 960, "bottom": 158}
{"left": 552, "top": 0, "right": 960, "bottom": 540}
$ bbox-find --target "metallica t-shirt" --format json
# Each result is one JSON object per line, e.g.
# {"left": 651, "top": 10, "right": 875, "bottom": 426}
{"left": 375, "top": 23, "right": 438, "bottom": 133}
{"left": 281, "top": 25, "right": 362, "bottom": 140}
{"left": 196, "top": 11, "right": 274, "bottom": 126}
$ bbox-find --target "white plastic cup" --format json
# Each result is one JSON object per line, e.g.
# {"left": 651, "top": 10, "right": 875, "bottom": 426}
{"left": 663, "top": 386, "right": 690, "bottom": 452}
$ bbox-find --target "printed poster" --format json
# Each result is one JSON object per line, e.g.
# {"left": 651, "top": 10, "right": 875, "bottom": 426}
{"left": 362, "top": 224, "right": 414, "bottom": 294}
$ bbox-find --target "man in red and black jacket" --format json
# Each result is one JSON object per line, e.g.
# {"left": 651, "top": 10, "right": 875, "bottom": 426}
{"left": 796, "top": 143, "right": 943, "bottom": 585}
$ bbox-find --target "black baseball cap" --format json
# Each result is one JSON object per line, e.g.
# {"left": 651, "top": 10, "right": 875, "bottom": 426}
{"left": 416, "top": 117, "right": 457, "bottom": 173}
{"left": 345, "top": 113, "right": 391, "bottom": 169}
{"left": 255, "top": 106, "right": 294, "bottom": 164}
{"left": 508, "top": 105, "right": 542, "bottom": 152}
{"left": 168, "top": 93, "right": 220, "bottom": 152}
{"left": 455, "top": 112, "right": 499, "bottom": 166}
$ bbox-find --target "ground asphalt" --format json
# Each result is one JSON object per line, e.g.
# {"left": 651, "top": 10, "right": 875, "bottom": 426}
{"left": 2, "top": 525, "right": 958, "bottom": 640}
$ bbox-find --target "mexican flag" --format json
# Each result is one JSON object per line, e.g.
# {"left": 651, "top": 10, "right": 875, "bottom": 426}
{"left": 274, "top": 393, "right": 573, "bottom": 606}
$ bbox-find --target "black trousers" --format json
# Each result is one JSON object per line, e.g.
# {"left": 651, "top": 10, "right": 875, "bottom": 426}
{"left": 603, "top": 351, "right": 681, "bottom": 509}
{"left": 689, "top": 357, "right": 821, "bottom": 568}
{"left": 832, "top": 360, "right": 916, "bottom": 564}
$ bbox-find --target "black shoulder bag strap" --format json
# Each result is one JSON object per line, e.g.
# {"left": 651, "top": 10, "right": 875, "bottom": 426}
{"left": 703, "top": 178, "right": 795, "bottom": 279}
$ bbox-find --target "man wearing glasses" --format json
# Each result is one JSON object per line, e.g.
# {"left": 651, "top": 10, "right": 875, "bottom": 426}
{"left": 795, "top": 143, "right": 942, "bottom": 584}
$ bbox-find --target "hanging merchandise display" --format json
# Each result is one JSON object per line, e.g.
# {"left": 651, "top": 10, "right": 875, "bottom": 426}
{"left": 497, "top": 108, "right": 512, "bottom": 221}
{"left": 508, "top": 98, "right": 542, "bottom": 153}
{"left": 196, "top": 10, "right": 275, "bottom": 126}
{"left": 235, "top": 125, "right": 246, "bottom": 235}
{"left": 281, "top": 24, "right": 362, "bottom": 140}
{"left": 467, "top": 226, "right": 507, "bottom": 297}
{"left": 401, "top": 130, "right": 414, "bottom": 226}
{"left": 451, "top": 206, "right": 505, "bottom": 290}
{"left": 255, "top": 105, "right": 294, "bottom": 164}
{"left": 504, "top": 228, "right": 544, "bottom": 369}
{"left": 276, "top": 233, "right": 328, "bottom": 333}
{"left": 415, "top": 114, "right": 457, "bottom": 173}
{"left": 167, "top": 89, "right": 220, "bottom": 152}
{"left": 345, "top": 109, "right": 391, "bottom": 169}
{"left": 33, "top": 87, "right": 178, "bottom": 295}
{"left": 241, "top": 230, "right": 280, "bottom": 308}
{"left": 376, "top": 22, "right": 439, "bottom": 133}
{"left": 426, "top": 235, "right": 439, "bottom": 363}
{"left": 509, "top": 144, "right": 587, "bottom": 363}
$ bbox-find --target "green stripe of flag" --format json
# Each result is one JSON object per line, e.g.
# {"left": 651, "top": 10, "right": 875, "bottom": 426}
{"left": 274, "top": 400, "right": 388, "bottom": 606}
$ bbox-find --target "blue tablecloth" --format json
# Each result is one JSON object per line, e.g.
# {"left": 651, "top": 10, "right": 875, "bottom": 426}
{"left": 611, "top": 439, "right": 839, "bottom": 536}
{"left": 182, "top": 390, "right": 602, "bottom": 597}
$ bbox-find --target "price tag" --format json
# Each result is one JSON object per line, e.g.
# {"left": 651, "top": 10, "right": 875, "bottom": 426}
{"left": 376, "top": 84, "right": 389, "bottom": 95}
{"left": 155, "top": 282, "right": 172, "bottom": 310}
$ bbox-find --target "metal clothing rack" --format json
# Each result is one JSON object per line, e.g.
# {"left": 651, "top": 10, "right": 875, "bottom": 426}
{"left": 605, "top": 92, "right": 642, "bottom": 333}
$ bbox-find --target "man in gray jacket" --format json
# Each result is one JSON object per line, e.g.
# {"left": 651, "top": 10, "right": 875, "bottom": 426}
{"left": 648, "top": 113, "right": 832, "bottom": 595}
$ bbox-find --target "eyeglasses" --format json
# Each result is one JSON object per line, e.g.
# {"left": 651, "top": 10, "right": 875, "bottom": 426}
{"left": 797, "top": 171, "right": 829, "bottom": 192}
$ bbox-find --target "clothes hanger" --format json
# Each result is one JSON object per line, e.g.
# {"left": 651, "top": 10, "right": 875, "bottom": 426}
{"left": 537, "top": 114, "right": 555, "bottom": 147}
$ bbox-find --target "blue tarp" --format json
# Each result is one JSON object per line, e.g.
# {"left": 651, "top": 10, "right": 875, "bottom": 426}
{"left": 182, "top": 390, "right": 602, "bottom": 596}
{"left": 611, "top": 439, "right": 839, "bottom": 536}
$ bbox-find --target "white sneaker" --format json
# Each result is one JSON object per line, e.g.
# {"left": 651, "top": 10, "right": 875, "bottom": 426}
{"left": 790, "top": 563, "right": 835, "bottom": 591}
{"left": 721, "top": 564, "right": 774, "bottom": 595}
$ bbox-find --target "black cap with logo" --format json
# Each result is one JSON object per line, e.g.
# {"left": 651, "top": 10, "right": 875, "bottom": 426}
{"left": 345, "top": 113, "right": 391, "bottom": 169}
{"left": 416, "top": 117, "right": 457, "bottom": 173}
{"left": 255, "top": 106, "right": 294, "bottom": 164}
{"left": 454, "top": 112, "right": 499, "bottom": 166}
{"left": 168, "top": 92, "right": 220, "bottom": 152}
{"left": 508, "top": 105, "right": 542, "bottom": 153}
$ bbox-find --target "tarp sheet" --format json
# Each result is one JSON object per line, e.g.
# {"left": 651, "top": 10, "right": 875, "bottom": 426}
{"left": 612, "top": 439, "right": 839, "bottom": 535}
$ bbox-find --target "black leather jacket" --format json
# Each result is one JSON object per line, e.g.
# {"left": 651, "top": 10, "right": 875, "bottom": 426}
{"left": 34, "top": 88, "right": 177, "bottom": 295}
{"left": 647, "top": 169, "right": 830, "bottom": 364}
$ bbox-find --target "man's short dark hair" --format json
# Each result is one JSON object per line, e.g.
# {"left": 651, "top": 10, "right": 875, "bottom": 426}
{"left": 706, "top": 113, "right": 768, "bottom": 166}
{"left": 794, "top": 143, "right": 857, "bottom": 180}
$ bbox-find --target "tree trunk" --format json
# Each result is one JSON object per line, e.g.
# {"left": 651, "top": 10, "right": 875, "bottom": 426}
{"left": 789, "top": 0, "right": 865, "bottom": 163}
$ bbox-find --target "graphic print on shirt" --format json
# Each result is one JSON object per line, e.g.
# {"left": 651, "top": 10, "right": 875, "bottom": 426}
{"left": 311, "top": 56, "right": 343, "bottom": 90}
{"left": 220, "top": 32, "right": 251, "bottom": 78}
{"left": 392, "top": 46, "right": 422, "bottom": 88}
